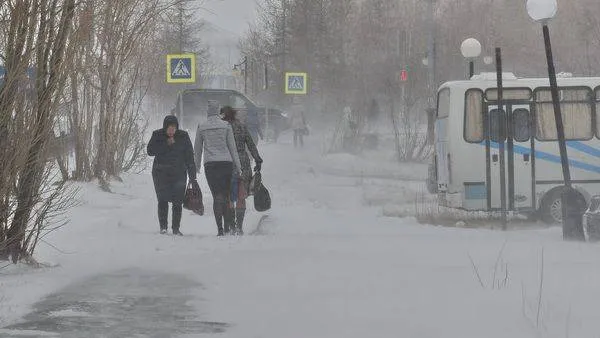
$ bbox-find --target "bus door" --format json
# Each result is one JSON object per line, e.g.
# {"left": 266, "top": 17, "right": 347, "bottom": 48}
{"left": 508, "top": 104, "right": 534, "bottom": 210}
{"left": 486, "top": 104, "right": 506, "bottom": 210}
{"left": 486, "top": 103, "right": 534, "bottom": 210}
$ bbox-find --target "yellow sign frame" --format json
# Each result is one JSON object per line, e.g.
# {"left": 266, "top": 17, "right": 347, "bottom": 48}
{"left": 166, "top": 54, "right": 196, "bottom": 84}
{"left": 285, "top": 72, "right": 308, "bottom": 95}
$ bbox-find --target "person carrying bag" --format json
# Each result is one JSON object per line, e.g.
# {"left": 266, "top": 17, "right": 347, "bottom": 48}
{"left": 147, "top": 115, "right": 197, "bottom": 236}
{"left": 221, "top": 106, "right": 264, "bottom": 235}
{"left": 194, "top": 101, "right": 242, "bottom": 237}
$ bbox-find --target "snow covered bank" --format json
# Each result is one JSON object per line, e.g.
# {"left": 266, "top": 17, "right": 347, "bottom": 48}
{"left": 2, "top": 131, "right": 600, "bottom": 338}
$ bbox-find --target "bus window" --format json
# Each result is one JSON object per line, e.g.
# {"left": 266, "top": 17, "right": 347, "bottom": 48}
{"left": 513, "top": 109, "right": 531, "bottom": 142}
{"left": 535, "top": 88, "right": 592, "bottom": 140}
{"left": 464, "top": 89, "right": 483, "bottom": 142}
{"left": 485, "top": 88, "right": 532, "bottom": 101}
{"left": 437, "top": 88, "right": 450, "bottom": 118}
{"left": 489, "top": 109, "right": 506, "bottom": 142}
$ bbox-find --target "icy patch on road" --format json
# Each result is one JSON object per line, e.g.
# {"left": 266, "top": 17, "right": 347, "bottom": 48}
{"left": 2, "top": 268, "right": 228, "bottom": 338}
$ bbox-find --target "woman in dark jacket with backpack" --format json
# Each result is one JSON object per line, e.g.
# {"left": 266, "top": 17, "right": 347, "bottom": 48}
{"left": 221, "top": 106, "right": 263, "bottom": 235}
{"left": 147, "top": 115, "right": 198, "bottom": 235}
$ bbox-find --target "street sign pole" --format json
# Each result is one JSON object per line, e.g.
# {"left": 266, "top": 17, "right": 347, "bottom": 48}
{"left": 495, "top": 48, "right": 508, "bottom": 229}
{"left": 541, "top": 24, "right": 585, "bottom": 240}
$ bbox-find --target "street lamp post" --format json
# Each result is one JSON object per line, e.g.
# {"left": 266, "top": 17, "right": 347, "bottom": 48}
{"left": 527, "top": 0, "right": 585, "bottom": 241}
{"left": 233, "top": 56, "right": 248, "bottom": 94}
{"left": 460, "top": 38, "right": 482, "bottom": 79}
{"left": 425, "top": 0, "right": 436, "bottom": 145}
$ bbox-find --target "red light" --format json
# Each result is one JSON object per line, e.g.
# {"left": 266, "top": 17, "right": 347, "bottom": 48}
{"left": 400, "top": 70, "right": 408, "bottom": 82}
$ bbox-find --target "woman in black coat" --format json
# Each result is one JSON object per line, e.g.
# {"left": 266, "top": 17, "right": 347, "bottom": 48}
{"left": 147, "top": 115, "right": 197, "bottom": 235}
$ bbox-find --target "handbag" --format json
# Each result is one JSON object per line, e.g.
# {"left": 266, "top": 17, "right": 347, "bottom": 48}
{"left": 252, "top": 172, "right": 271, "bottom": 212}
{"left": 183, "top": 181, "right": 204, "bottom": 215}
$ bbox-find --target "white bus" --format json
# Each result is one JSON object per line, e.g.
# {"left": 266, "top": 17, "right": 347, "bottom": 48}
{"left": 432, "top": 72, "right": 600, "bottom": 223}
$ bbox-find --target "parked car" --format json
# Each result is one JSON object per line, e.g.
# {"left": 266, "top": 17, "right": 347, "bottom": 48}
{"left": 173, "top": 89, "right": 289, "bottom": 141}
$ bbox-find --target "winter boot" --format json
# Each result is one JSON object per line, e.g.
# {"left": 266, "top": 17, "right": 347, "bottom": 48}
{"left": 224, "top": 207, "right": 236, "bottom": 235}
{"left": 235, "top": 209, "right": 246, "bottom": 235}
{"left": 215, "top": 215, "right": 225, "bottom": 237}
{"left": 213, "top": 211, "right": 224, "bottom": 236}
{"left": 158, "top": 201, "right": 168, "bottom": 233}
{"left": 172, "top": 203, "right": 183, "bottom": 236}
{"left": 214, "top": 194, "right": 227, "bottom": 236}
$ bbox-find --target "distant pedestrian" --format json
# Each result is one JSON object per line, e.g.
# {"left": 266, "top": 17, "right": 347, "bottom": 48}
{"left": 147, "top": 115, "right": 198, "bottom": 235}
{"left": 221, "top": 106, "right": 263, "bottom": 235}
{"left": 289, "top": 103, "right": 307, "bottom": 148}
{"left": 195, "top": 100, "right": 242, "bottom": 236}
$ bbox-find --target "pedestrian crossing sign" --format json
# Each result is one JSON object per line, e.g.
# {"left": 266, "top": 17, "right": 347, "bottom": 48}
{"left": 285, "top": 72, "right": 308, "bottom": 95}
{"left": 166, "top": 54, "right": 196, "bottom": 84}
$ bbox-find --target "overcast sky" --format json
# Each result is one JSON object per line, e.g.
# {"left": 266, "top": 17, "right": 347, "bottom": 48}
{"left": 203, "top": 0, "right": 258, "bottom": 38}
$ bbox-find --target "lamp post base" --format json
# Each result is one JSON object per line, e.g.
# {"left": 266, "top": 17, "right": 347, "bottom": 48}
{"left": 561, "top": 186, "right": 586, "bottom": 241}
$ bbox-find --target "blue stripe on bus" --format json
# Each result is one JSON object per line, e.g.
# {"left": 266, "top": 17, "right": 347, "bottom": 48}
{"left": 567, "top": 141, "right": 600, "bottom": 158}
{"left": 484, "top": 142, "right": 600, "bottom": 174}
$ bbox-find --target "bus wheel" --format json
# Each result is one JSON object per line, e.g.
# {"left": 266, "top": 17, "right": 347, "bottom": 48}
{"left": 539, "top": 188, "right": 585, "bottom": 224}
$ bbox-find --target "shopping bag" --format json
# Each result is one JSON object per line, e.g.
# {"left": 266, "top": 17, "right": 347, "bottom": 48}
{"left": 183, "top": 181, "right": 204, "bottom": 215}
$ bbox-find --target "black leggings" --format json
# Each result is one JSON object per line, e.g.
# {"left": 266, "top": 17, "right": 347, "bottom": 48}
{"left": 158, "top": 201, "right": 182, "bottom": 231}
{"left": 204, "top": 162, "right": 233, "bottom": 231}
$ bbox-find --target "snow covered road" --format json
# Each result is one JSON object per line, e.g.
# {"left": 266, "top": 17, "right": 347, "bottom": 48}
{"left": 2, "top": 135, "right": 600, "bottom": 338}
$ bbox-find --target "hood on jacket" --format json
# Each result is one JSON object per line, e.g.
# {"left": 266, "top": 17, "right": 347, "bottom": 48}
{"left": 163, "top": 115, "right": 179, "bottom": 130}
{"left": 207, "top": 100, "right": 220, "bottom": 117}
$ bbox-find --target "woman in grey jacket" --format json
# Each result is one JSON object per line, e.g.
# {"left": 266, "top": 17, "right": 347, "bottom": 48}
{"left": 195, "top": 100, "right": 242, "bottom": 236}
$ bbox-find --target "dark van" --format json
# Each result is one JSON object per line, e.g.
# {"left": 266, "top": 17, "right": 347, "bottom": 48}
{"left": 173, "top": 89, "right": 289, "bottom": 141}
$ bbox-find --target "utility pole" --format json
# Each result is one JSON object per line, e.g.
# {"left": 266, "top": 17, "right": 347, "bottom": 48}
{"left": 281, "top": 0, "right": 287, "bottom": 101}
{"left": 244, "top": 56, "right": 248, "bottom": 94}
{"left": 426, "top": 0, "right": 436, "bottom": 144}
{"left": 250, "top": 59, "right": 255, "bottom": 96}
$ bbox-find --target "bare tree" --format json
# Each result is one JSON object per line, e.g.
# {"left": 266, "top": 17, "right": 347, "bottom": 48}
{"left": 146, "top": 0, "right": 213, "bottom": 116}
{"left": 0, "top": 0, "right": 77, "bottom": 263}
{"left": 62, "top": 0, "right": 195, "bottom": 184}
{"left": 243, "top": 0, "right": 598, "bottom": 161}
